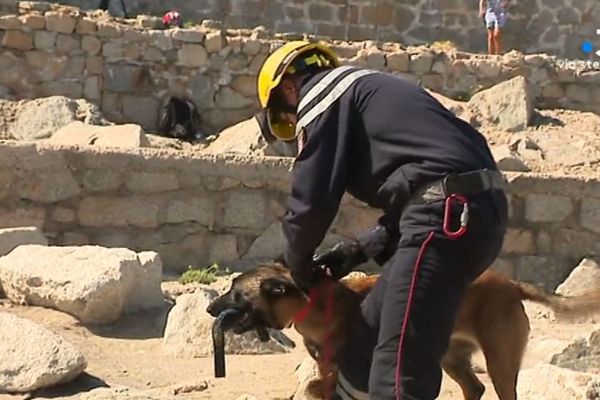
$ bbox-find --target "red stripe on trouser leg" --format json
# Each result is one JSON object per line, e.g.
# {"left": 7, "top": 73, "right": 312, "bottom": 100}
{"left": 394, "top": 231, "right": 435, "bottom": 400}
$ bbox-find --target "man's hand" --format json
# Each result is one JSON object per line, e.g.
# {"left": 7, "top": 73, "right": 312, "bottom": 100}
{"left": 313, "top": 241, "right": 368, "bottom": 280}
{"left": 274, "top": 253, "right": 317, "bottom": 294}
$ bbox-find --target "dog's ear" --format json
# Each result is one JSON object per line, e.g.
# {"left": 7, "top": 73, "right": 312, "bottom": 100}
{"left": 260, "top": 277, "right": 294, "bottom": 299}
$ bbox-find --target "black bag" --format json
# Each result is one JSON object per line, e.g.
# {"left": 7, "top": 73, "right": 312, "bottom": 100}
{"left": 158, "top": 96, "right": 206, "bottom": 141}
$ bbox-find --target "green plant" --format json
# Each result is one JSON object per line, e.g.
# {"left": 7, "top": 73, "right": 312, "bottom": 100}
{"left": 178, "top": 263, "right": 228, "bottom": 285}
{"left": 183, "top": 21, "right": 196, "bottom": 29}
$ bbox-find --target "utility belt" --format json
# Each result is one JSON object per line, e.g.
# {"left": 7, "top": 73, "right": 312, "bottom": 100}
{"left": 410, "top": 168, "right": 505, "bottom": 204}
{"left": 404, "top": 168, "right": 506, "bottom": 239}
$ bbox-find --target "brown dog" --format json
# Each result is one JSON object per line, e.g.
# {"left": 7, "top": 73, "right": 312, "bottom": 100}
{"left": 207, "top": 263, "right": 600, "bottom": 400}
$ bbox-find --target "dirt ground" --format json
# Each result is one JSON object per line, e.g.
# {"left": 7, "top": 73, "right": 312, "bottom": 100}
{"left": 1, "top": 279, "right": 597, "bottom": 400}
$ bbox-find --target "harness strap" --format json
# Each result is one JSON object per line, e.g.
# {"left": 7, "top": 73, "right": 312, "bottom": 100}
{"left": 291, "top": 285, "right": 337, "bottom": 400}
{"left": 292, "top": 288, "right": 319, "bottom": 324}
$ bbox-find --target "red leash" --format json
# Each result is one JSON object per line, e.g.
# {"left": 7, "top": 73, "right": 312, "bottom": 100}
{"left": 292, "top": 288, "right": 319, "bottom": 324}
{"left": 397, "top": 193, "right": 470, "bottom": 398}
{"left": 292, "top": 285, "right": 336, "bottom": 400}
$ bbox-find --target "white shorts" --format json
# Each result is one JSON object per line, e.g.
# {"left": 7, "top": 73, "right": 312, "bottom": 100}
{"left": 485, "top": 10, "right": 507, "bottom": 29}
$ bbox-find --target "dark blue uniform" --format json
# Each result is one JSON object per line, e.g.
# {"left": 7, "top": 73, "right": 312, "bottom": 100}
{"left": 281, "top": 66, "right": 508, "bottom": 399}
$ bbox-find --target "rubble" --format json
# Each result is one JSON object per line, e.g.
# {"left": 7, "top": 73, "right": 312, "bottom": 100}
{"left": 551, "top": 329, "right": 600, "bottom": 374}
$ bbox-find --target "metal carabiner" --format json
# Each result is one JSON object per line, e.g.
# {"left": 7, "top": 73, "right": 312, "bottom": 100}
{"left": 443, "top": 194, "right": 469, "bottom": 240}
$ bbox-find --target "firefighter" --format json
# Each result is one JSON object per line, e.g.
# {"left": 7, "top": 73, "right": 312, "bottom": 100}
{"left": 255, "top": 41, "right": 508, "bottom": 400}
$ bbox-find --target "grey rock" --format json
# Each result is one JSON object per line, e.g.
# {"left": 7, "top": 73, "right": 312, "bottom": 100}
{"left": 11, "top": 96, "right": 107, "bottom": 141}
{"left": 47, "top": 121, "right": 151, "bottom": 148}
{"left": 556, "top": 258, "right": 600, "bottom": 297}
{"left": 491, "top": 145, "right": 531, "bottom": 172}
{"left": 0, "top": 245, "right": 164, "bottom": 325}
{"left": 162, "top": 287, "right": 295, "bottom": 358}
{"left": 0, "top": 312, "right": 86, "bottom": 393}
{"left": 551, "top": 329, "right": 600, "bottom": 374}
{"left": 468, "top": 76, "right": 534, "bottom": 132}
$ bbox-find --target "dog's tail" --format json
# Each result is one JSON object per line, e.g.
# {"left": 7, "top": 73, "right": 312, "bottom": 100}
{"left": 514, "top": 280, "right": 600, "bottom": 319}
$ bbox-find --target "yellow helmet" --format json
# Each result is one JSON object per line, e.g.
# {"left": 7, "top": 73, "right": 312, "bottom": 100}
{"left": 256, "top": 40, "right": 339, "bottom": 142}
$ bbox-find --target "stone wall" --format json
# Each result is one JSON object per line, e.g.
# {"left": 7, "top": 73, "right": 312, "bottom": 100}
{"left": 0, "top": 141, "right": 598, "bottom": 291}
{"left": 1, "top": 4, "right": 599, "bottom": 136}
{"left": 42, "top": 0, "right": 600, "bottom": 58}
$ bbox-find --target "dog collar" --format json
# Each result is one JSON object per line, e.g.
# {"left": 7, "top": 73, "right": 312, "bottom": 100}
{"left": 292, "top": 288, "right": 319, "bottom": 324}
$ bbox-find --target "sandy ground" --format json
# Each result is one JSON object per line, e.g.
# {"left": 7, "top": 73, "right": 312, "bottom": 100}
{"left": 1, "top": 280, "right": 597, "bottom": 400}
{"left": 480, "top": 109, "right": 600, "bottom": 178}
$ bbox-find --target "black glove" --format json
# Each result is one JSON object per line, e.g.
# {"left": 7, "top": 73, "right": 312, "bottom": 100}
{"left": 312, "top": 241, "right": 368, "bottom": 280}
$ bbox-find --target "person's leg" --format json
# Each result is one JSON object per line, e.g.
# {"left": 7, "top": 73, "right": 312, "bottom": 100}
{"left": 493, "top": 26, "right": 502, "bottom": 55}
{"left": 484, "top": 12, "right": 496, "bottom": 54}
{"left": 367, "top": 233, "right": 473, "bottom": 400}
{"left": 487, "top": 28, "right": 496, "bottom": 54}
{"left": 331, "top": 253, "right": 398, "bottom": 399}
{"left": 494, "top": 12, "right": 507, "bottom": 54}
{"left": 367, "top": 192, "right": 508, "bottom": 400}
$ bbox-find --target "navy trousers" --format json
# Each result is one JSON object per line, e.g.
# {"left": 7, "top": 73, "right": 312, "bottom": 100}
{"left": 333, "top": 190, "right": 508, "bottom": 400}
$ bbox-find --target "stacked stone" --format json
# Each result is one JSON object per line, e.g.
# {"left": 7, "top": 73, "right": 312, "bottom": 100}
{"left": 1, "top": 140, "right": 600, "bottom": 290}
{"left": 0, "top": 3, "right": 599, "bottom": 134}
{"left": 0, "top": 3, "right": 271, "bottom": 134}
{"left": 37, "top": 0, "right": 600, "bottom": 62}
{"left": 492, "top": 174, "right": 600, "bottom": 291}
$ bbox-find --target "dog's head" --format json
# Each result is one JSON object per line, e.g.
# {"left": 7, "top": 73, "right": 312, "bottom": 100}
{"left": 206, "top": 263, "right": 307, "bottom": 335}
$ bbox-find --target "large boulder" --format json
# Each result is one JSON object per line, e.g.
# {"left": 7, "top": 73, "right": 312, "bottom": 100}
{"left": 162, "top": 286, "right": 295, "bottom": 358}
{"left": 425, "top": 89, "right": 471, "bottom": 122}
{"left": 517, "top": 363, "right": 600, "bottom": 399}
{"left": 0, "top": 312, "right": 86, "bottom": 393}
{"left": 467, "top": 76, "right": 534, "bottom": 132}
{"left": 200, "top": 117, "right": 298, "bottom": 157}
{"left": 47, "top": 121, "right": 151, "bottom": 148}
{"left": 0, "top": 226, "right": 47, "bottom": 257}
{"left": 0, "top": 245, "right": 165, "bottom": 325}
{"left": 556, "top": 258, "right": 600, "bottom": 297}
{"left": 11, "top": 96, "right": 108, "bottom": 141}
{"left": 0, "top": 226, "right": 48, "bottom": 298}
